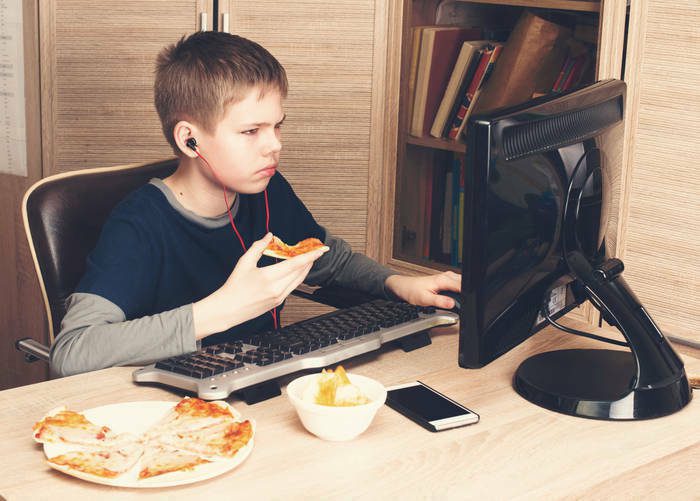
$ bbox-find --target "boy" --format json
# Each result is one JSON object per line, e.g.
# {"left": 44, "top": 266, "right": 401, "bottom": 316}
{"left": 50, "top": 31, "right": 460, "bottom": 377}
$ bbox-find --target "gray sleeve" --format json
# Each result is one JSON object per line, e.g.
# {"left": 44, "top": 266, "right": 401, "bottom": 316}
{"left": 305, "top": 230, "right": 397, "bottom": 298}
{"left": 50, "top": 292, "right": 197, "bottom": 378}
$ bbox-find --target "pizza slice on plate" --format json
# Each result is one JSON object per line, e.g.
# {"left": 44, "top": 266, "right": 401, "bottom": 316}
{"left": 262, "top": 236, "right": 329, "bottom": 260}
{"left": 47, "top": 441, "right": 145, "bottom": 479}
{"left": 138, "top": 444, "right": 210, "bottom": 480}
{"left": 150, "top": 419, "right": 254, "bottom": 460}
{"left": 143, "top": 397, "right": 240, "bottom": 439}
{"left": 33, "top": 407, "right": 120, "bottom": 447}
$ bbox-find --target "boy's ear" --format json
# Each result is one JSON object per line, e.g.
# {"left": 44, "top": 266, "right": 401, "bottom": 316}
{"left": 173, "top": 121, "right": 198, "bottom": 157}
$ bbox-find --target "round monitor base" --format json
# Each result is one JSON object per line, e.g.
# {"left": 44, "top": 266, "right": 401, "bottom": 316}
{"left": 513, "top": 349, "right": 692, "bottom": 420}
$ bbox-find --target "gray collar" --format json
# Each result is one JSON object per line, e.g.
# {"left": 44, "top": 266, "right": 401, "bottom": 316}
{"left": 149, "top": 178, "right": 239, "bottom": 229}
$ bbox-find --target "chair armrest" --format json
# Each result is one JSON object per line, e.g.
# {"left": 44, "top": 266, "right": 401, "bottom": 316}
{"left": 15, "top": 338, "right": 50, "bottom": 362}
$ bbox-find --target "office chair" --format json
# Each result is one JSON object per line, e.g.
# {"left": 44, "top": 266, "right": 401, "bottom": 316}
{"left": 16, "top": 159, "right": 179, "bottom": 363}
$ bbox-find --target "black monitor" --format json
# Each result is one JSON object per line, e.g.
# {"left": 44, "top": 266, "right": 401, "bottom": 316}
{"left": 458, "top": 79, "right": 692, "bottom": 420}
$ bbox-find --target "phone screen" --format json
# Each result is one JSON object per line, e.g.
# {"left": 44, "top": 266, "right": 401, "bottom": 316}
{"left": 387, "top": 383, "right": 472, "bottom": 422}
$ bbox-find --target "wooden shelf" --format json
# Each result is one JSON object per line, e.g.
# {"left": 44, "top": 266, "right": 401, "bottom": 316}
{"left": 405, "top": 135, "right": 467, "bottom": 154}
{"left": 390, "top": 255, "right": 461, "bottom": 274}
{"left": 453, "top": 0, "right": 600, "bottom": 13}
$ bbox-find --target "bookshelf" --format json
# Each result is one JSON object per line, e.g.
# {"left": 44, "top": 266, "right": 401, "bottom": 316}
{"left": 379, "top": 0, "right": 628, "bottom": 325}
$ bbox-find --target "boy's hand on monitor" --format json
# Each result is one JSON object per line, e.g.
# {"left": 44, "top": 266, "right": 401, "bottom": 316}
{"left": 192, "top": 233, "right": 328, "bottom": 339}
{"left": 384, "top": 271, "right": 461, "bottom": 310}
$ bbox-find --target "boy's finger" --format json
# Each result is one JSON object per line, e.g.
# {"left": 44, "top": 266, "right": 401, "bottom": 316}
{"left": 280, "top": 263, "right": 314, "bottom": 298}
{"left": 238, "top": 232, "right": 273, "bottom": 267}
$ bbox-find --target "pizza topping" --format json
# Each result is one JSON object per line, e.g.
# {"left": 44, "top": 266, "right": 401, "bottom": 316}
{"left": 262, "top": 236, "right": 329, "bottom": 259}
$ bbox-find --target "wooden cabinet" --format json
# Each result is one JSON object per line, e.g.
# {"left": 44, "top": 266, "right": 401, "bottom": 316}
{"left": 615, "top": 0, "right": 700, "bottom": 344}
{"left": 377, "top": 0, "right": 628, "bottom": 328}
{"left": 39, "top": 0, "right": 213, "bottom": 175}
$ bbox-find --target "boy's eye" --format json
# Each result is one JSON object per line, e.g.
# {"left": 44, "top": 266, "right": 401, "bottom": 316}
{"left": 242, "top": 128, "right": 258, "bottom": 135}
{"left": 275, "top": 123, "right": 283, "bottom": 129}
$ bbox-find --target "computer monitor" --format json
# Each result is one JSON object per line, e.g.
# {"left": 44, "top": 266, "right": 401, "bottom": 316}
{"left": 459, "top": 79, "right": 692, "bottom": 420}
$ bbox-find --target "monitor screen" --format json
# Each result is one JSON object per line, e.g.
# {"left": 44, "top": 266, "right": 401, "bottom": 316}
{"left": 458, "top": 79, "right": 625, "bottom": 368}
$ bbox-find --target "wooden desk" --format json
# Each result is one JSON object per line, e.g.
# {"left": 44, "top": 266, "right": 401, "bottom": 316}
{"left": 1, "top": 325, "right": 698, "bottom": 499}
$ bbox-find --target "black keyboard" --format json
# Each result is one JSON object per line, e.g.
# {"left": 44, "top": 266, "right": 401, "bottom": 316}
{"left": 133, "top": 299, "right": 458, "bottom": 401}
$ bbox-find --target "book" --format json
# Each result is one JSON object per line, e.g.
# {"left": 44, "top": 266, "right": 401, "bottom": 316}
{"left": 442, "top": 169, "right": 453, "bottom": 257}
{"left": 552, "top": 55, "right": 575, "bottom": 92}
{"left": 441, "top": 48, "right": 484, "bottom": 138}
{"left": 405, "top": 26, "right": 426, "bottom": 133}
{"left": 410, "top": 26, "right": 482, "bottom": 137}
{"left": 398, "top": 148, "right": 434, "bottom": 259}
{"left": 446, "top": 44, "right": 503, "bottom": 140}
{"left": 450, "top": 155, "right": 465, "bottom": 266}
{"left": 562, "top": 52, "right": 592, "bottom": 91}
{"left": 428, "top": 157, "right": 448, "bottom": 261}
{"left": 573, "top": 23, "right": 597, "bottom": 45}
{"left": 472, "top": 12, "right": 571, "bottom": 115}
{"left": 429, "top": 40, "right": 488, "bottom": 138}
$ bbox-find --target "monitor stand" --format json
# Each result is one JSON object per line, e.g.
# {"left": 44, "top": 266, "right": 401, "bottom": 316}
{"left": 514, "top": 255, "right": 692, "bottom": 420}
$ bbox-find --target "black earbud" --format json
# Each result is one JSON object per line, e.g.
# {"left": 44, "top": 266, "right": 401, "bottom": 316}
{"left": 186, "top": 137, "right": 198, "bottom": 151}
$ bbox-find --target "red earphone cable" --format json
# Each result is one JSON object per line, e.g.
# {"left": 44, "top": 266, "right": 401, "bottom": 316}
{"left": 193, "top": 149, "right": 279, "bottom": 329}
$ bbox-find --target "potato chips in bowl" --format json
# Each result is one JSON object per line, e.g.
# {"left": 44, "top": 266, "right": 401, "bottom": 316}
{"left": 287, "top": 366, "right": 386, "bottom": 441}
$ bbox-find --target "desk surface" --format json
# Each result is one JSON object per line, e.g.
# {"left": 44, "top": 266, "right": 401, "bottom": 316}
{"left": 1, "top": 324, "right": 698, "bottom": 500}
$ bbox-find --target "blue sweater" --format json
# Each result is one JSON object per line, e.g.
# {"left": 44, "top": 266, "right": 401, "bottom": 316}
{"left": 76, "top": 172, "right": 325, "bottom": 344}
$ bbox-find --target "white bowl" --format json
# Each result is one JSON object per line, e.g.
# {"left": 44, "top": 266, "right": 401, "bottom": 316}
{"left": 286, "top": 372, "right": 387, "bottom": 441}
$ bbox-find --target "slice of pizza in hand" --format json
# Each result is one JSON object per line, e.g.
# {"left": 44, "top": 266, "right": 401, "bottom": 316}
{"left": 138, "top": 444, "right": 210, "bottom": 480}
{"left": 262, "top": 236, "right": 329, "bottom": 260}
{"left": 47, "top": 441, "right": 145, "bottom": 479}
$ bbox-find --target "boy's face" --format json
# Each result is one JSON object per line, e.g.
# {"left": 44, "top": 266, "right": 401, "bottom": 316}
{"left": 197, "top": 87, "right": 284, "bottom": 194}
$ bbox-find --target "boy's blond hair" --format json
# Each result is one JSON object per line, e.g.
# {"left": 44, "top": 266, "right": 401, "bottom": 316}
{"left": 154, "top": 31, "right": 288, "bottom": 153}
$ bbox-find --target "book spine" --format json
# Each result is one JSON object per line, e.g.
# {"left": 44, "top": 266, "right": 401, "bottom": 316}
{"left": 450, "top": 157, "right": 461, "bottom": 266}
{"left": 457, "top": 44, "right": 502, "bottom": 140}
{"left": 442, "top": 170, "right": 453, "bottom": 257}
{"left": 410, "top": 30, "right": 435, "bottom": 137}
{"left": 562, "top": 53, "right": 589, "bottom": 91}
{"left": 446, "top": 47, "right": 493, "bottom": 140}
{"left": 405, "top": 27, "right": 424, "bottom": 134}
{"left": 441, "top": 50, "right": 482, "bottom": 139}
{"left": 552, "top": 55, "right": 573, "bottom": 92}
{"left": 457, "top": 158, "right": 465, "bottom": 265}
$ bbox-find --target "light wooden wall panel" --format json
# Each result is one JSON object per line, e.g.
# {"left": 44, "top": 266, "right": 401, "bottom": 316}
{"left": 226, "top": 0, "right": 383, "bottom": 324}
{"left": 618, "top": 0, "right": 700, "bottom": 341}
{"left": 41, "top": 0, "right": 210, "bottom": 175}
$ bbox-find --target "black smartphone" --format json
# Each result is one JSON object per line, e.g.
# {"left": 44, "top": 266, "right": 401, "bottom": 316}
{"left": 386, "top": 381, "right": 479, "bottom": 432}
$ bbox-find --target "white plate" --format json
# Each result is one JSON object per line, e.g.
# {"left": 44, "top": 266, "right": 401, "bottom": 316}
{"left": 42, "top": 400, "right": 255, "bottom": 488}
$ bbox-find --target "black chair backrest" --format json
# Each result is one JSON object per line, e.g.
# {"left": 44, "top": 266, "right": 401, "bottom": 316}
{"left": 23, "top": 159, "right": 178, "bottom": 342}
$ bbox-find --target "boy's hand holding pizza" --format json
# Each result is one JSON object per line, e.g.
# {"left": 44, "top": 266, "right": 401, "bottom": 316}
{"left": 192, "top": 233, "right": 328, "bottom": 339}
